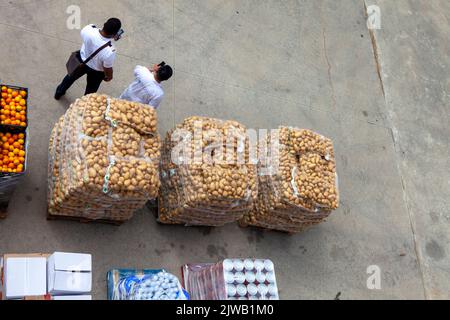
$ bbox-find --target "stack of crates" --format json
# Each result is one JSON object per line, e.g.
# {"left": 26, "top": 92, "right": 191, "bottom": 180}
{"left": 0, "top": 84, "right": 29, "bottom": 218}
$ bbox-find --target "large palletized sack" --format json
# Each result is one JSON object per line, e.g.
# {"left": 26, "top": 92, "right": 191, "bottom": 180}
{"left": 47, "top": 94, "right": 161, "bottom": 223}
{"left": 240, "top": 127, "right": 339, "bottom": 233}
{"left": 158, "top": 116, "right": 257, "bottom": 226}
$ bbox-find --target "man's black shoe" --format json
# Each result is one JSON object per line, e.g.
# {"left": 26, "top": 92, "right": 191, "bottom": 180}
{"left": 54, "top": 90, "right": 64, "bottom": 100}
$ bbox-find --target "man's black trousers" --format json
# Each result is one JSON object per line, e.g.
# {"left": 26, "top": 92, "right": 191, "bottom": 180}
{"left": 56, "top": 53, "right": 105, "bottom": 96}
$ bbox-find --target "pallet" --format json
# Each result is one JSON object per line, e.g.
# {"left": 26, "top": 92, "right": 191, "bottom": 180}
{"left": 47, "top": 211, "right": 126, "bottom": 226}
{"left": 238, "top": 220, "right": 299, "bottom": 235}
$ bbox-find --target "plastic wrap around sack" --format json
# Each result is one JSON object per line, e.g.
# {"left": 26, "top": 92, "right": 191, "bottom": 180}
{"left": 48, "top": 94, "right": 161, "bottom": 222}
{"left": 158, "top": 116, "right": 258, "bottom": 227}
{"left": 240, "top": 127, "right": 339, "bottom": 233}
{"left": 107, "top": 269, "right": 189, "bottom": 300}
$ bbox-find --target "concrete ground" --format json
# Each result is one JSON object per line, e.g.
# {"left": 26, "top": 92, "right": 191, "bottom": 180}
{"left": 0, "top": 0, "right": 448, "bottom": 299}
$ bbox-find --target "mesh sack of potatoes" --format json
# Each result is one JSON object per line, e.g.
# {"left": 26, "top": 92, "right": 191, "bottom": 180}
{"left": 158, "top": 116, "right": 258, "bottom": 226}
{"left": 47, "top": 94, "right": 161, "bottom": 222}
{"left": 240, "top": 127, "right": 339, "bottom": 233}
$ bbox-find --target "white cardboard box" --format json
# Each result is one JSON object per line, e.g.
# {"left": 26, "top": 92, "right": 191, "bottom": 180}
{"left": 53, "top": 295, "right": 92, "bottom": 300}
{"left": 47, "top": 252, "right": 92, "bottom": 295}
{"left": 4, "top": 256, "right": 47, "bottom": 299}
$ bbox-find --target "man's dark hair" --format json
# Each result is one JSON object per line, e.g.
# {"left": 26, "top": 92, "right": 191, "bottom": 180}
{"left": 103, "top": 18, "right": 122, "bottom": 36}
{"left": 157, "top": 65, "right": 173, "bottom": 82}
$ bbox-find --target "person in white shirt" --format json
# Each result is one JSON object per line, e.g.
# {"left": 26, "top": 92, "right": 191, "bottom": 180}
{"left": 120, "top": 62, "right": 173, "bottom": 109}
{"left": 55, "top": 18, "right": 122, "bottom": 100}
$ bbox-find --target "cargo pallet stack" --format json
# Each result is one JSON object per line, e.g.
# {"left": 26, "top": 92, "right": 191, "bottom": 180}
{"left": 240, "top": 127, "right": 340, "bottom": 233}
{"left": 158, "top": 116, "right": 258, "bottom": 227}
{"left": 47, "top": 94, "right": 161, "bottom": 224}
{"left": 0, "top": 84, "right": 29, "bottom": 219}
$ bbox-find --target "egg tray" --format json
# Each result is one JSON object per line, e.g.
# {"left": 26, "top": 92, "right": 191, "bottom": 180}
{"left": 182, "top": 258, "right": 280, "bottom": 300}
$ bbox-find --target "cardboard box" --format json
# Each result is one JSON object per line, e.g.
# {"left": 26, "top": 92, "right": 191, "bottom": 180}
{"left": 52, "top": 295, "right": 92, "bottom": 300}
{"left": 23, "top": 295, "right": 52, "bottom": 300}
{"left": 3, "top": 254, "right": 47, "bottom": 299}
{"left": 47, "top": 252, "right": 92, "bottom": 295}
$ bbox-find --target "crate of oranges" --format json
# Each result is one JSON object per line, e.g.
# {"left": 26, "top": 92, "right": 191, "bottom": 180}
{"left": 0, "top": 84, "right": 28, "bottom": 131}
{"left": 0, "top": 131, "right": 27, "bottom": 175}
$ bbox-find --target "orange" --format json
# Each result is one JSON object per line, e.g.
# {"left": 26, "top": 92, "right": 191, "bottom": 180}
{"left": 5, "top": 98, "right": 11, "bottom": 104}
{"left": 17, "top": 120, "right": 22, "bottom": 125}
{"left": 8, "top": 163, "right": 14, "bottom": 169}
{"left": 16, "top": 106, "right": 22, "bottom": 112}
{"left": 4, "top": 110, "right": 10, "bottom": 116}
{"left": 1, "top": 93, "right": 7, "bottom": 99}
{"left": 1, "top": 86, "right": 7, "bottom": 92}
{"left": 10, "top": 111, "right": 16, "bottom": 117}
{"left": 7, "top": 89, "right": 12, "bottom": 94}
{"left": 4, "top": 119, "right": 10, "bottom": 124}
{"left": 8, "top": 151, "right": 14, "bottom": 157}
{"left": 20, "top": 115, "right": 25, "bottom": 121}
{"left": 20, "top": 91, "right": 26, "bottom": 97}
{"left": 11, "top": 91, "right": 18, "bottom": 98}
{"left": 13, "top": 159, "right": 19, "bottom": 165}
{"left": 19, "top": 156, "right": 25, "bottom": 163}
{"left": 18, "top": 133, "right": 24, "bottom": 139}
{"left": 19, "top": 150, "right": 25, "bottom": 157}
{"left": 20, "top": 122, "right": 26, "bottom": 126}
{"left": 14, "top": 96, "right": 21, "bottom": 102}
{"left": 1, "top": 137, "right": 6, "bottom": 143}
{"left": 2, "top": 150, "right": 8, "bottom": 156}
{"left": 0, "top": 116, "right": 5, "bottom": 121}
{"left": 18, "top": 139, "right": 24, "bottom": 145}
{"left": 3, "top": 142, "right": 9, "bottom": 149}
{"left": 19, "top": 99, "right": 26, "bottom": 106}
{"left": 8, "top": 138, "right": 14, "bottom": 144}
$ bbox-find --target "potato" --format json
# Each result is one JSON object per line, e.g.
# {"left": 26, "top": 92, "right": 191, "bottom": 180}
{"left": 159, "top": 117, "right": 257, "bottom": 227}
{"left": 48, "top": 94, "right": 161, "bottom": 222}
{"left": 240, "top": 127, "right": 339, "bottom": 233}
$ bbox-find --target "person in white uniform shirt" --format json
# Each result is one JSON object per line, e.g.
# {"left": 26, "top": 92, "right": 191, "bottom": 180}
{"left": 120, "top": 62, "right": 173, "bottom": 109}
{"left": 55, "top": 18, "right": 123, "bottom": 99}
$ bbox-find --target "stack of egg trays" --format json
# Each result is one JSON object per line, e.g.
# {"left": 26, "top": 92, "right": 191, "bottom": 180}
{"left": 182, "top": 258, "right": 280, "bottom": 300}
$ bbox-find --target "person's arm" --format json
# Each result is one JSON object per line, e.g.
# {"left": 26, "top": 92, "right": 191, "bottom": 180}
{"left": 134, "top": 65, "right": 153, "bottom": 82}
{"left": 148, "top": 93, "right": 163, "bottom": 109}
{"left": 104, "top": 67, "right": 113, "bottom": 82}
{"left": 103, "top": 51, "right": 116, "bottom": 82}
